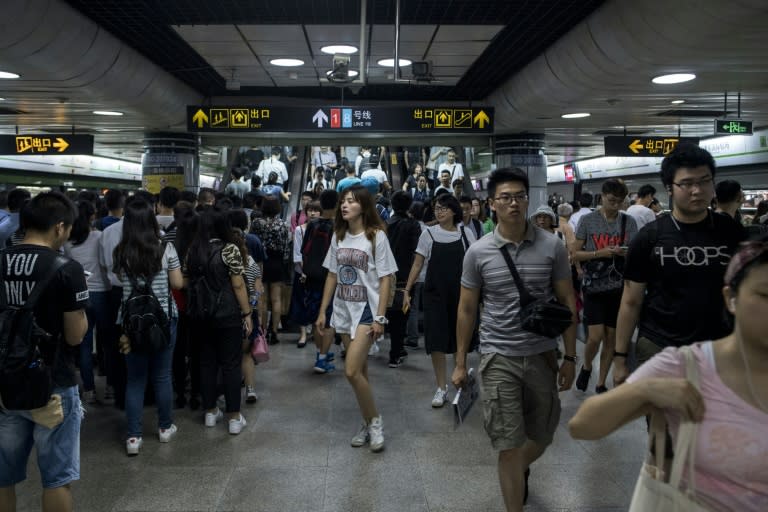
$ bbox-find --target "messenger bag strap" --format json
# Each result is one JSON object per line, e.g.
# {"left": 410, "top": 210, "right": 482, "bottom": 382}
{"left": 498, "top": 246, "right": 534, "bottom": 307}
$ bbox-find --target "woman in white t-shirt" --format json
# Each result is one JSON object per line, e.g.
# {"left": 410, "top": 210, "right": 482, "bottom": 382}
{"left": 403, "top": 194, "right": 476, "bottom": 408}
{"left": 316, "top": 185, "right": 397, "bottom": 453}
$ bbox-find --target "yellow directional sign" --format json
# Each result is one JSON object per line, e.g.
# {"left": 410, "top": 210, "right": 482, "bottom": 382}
{"left": 434, "top": 109, "right": 452, "bottom": 128}
{"left": 0, "top": 134, "right": 94, "bottom": 155}
{"left": 453, "top": 109, "right": 472, "bottom": 129}
{"left": 473, "top": 110, "right": 490, "bottom": 129}
{"left": 628, "top": 139, "right": 644, "bottom": 154}
{"left": 230, "top": 109, "right": 248, "bottom": 128}
{"left": 192, "top": 109, "right": 208, "bottom": 128}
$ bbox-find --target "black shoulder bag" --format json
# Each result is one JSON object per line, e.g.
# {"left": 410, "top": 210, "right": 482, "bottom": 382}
{"left": 499, "top": 246, "right": 573, "bottom": 338}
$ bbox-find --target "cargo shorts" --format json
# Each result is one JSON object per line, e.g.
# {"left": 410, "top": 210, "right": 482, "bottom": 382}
{"left": 479, "top": 351, "right": 561, "bottom": 451}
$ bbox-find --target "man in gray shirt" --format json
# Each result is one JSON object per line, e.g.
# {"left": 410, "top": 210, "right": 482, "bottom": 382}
{"left": 453, "top": 167, "right": 577, "bottom": 512}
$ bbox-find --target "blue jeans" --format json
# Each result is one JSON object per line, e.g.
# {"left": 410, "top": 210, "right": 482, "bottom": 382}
{"left": 124, "top": 319, "right": 177, "bottom": 438}
{"left": 80, "top": 291, "right": 109, "bottom": 392}
{"left": 406, "top": 282, "right": 423, "bottom": 343}
{"left": 0, "top": 386, "right": 82, "bottom": 488}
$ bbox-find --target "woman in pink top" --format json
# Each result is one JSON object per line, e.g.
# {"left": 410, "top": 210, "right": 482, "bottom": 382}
{"left": 569, "top": 238, "right": 768, "bottom": 511}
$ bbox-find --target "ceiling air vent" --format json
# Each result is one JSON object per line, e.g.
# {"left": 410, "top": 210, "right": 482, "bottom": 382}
{"left": 656, "top": 110, "right": 732, "bottom": 118}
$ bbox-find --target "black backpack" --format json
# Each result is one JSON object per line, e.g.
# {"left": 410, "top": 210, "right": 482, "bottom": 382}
{"left": 0, "top": 255, "right": 67, "bottom": 410}
{"left": 301, "top": 218, "right": 334, "bottom": 290}
{"left": 186, "top": 247, "right": 240, "bottom": 322}
{"left": 121, "top": 272, "right": 171, "bottom": 354}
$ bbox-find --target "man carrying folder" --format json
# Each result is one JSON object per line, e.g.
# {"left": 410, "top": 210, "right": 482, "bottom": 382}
{"left": 452, "top": 168, "right": 578, "bottom": 512}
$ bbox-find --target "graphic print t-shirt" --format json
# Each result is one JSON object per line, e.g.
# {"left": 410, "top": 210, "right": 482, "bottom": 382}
{"left": 623, "top": 212, "right": 745, "bottom": 347}
{"left": 2, "top": 245, "right": 89, "bottom": 387}
{"left": 575, "top": 211, "right": 638, "bottom": 290}
{"left": 322, "top": 230, "right": 397, "bottom": 332}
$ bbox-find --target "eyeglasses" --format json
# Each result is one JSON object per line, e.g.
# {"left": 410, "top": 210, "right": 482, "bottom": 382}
{"left": 494, "top": 193, "right": 528, "bottom": 205}
{"left": 434, "top": 205, "right": 451, "bottom": 213}
{"left": 672, "top": 177, "right": 714, "bottom": 191}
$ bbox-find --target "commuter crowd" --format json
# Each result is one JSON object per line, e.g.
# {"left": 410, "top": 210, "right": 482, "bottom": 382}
{"left": 0, "top": 143, "right": 766, "bottom": 512}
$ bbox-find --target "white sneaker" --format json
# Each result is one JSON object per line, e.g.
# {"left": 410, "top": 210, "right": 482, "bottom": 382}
{"left": 431, "top": 386, "right": 448, "bottom": 408}
{"left": 229, "top": 414, "right": 247, "bottom": 435}
{"left": 245, "top": 387, "right": 258, "bottom": 404}
{"left": 368, "top": 341, "right": 380, "bottom": 356}
{"left": 126, "top": 437, "right": 142, "bottom": 456}
{"left": 82, "top": 389, "right": 96, "bottom": 405}
{"left": 205, "top": 408, "right": 223, "bottom": 427}
{"left": 350, "top": 423, "right": 370, "bottom": 447}
{"left": 158, "top": 424, "right": 178, "bottom": 443}
{"left": 369, "top": 416, "right": 385, "bottom": 453}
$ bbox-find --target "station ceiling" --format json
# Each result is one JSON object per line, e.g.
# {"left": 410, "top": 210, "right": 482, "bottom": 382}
{"left": 1, "top": 0, "right": 767, "bottom": 167}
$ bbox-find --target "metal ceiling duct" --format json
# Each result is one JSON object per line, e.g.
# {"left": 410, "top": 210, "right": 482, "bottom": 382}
{"left": 486, "top": 0, "right": 768, "bottom": 130}
{"left": 0, "top": 0, "right": 202, "bottom": 128}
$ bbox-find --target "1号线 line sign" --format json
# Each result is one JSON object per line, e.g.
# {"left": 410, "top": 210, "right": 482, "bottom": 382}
{"left": 603, "top": 136, "right": 700, "bottom": 157}
{"left": 186, "top": 105, "right": 494, "bottom": 133}
{"left": 0, "top": 134, "right": 94, "bottom": 155}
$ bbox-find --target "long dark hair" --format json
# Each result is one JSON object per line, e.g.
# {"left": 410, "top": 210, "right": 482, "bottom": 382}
{"left": 186, "top": 208, "right": 238, "bottom": 273}
{"left": 174, "top": 202, "right": 198, "bottom": 265}
{"left": 69, "top": 200, "right": 96, "bottom": 246}
{"left": 334, "top": 185, "right": 385, "bottom": 247}
{"left": 113, "top": 200, "right": 162, "bottom": 279}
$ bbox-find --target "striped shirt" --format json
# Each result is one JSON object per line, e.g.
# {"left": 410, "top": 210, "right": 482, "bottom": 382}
{"left": 117, "top": 243, "right": 180, "bottom": 322}
{"left": 461, "top": 222, "right": 571, "bottom": 357}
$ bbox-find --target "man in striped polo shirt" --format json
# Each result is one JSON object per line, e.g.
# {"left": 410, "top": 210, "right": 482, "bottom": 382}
{"left": 453, "top": 167, "right": 578, "bottom": 512}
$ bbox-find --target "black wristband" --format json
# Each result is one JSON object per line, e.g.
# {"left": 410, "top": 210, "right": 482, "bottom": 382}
{"left": 563, "top": 355, "right": 577, "bottom": 363}
{"left": 613, "top": 351, "right": 629, "bottom": 358}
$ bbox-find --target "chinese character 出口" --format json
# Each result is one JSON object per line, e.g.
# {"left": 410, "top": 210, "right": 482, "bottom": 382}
{"left": 662, "top": 138, "right": 680, "bottom": 155}
{"left": 413, "top": 109, "right": 422, "bottom": 119}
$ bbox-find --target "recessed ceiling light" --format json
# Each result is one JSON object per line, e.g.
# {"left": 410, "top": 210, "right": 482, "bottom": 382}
{"left": 93, "top": 110, "right": 124, "bottom": 116}
{"left": 670, "top": 99, "right": 686, "bottom": 104}
{"left": 321, "top": 45, "right": 358, "bottom": 55}
{"left": 326, "top": 69, "right": 359, "bottom": 78}
{"left": 269, "top": 58, "right": 304, "bottom": 67}
{"left": 0, "top": 98, "right": 5, "bottom": 101}
{"left": 377, "top": 58, "right": 412, "bottom": 67}
{"left": 0, "top": 71, "right": 20, "bottom": 79}
{"left": 652, "top": 73, "right": 696, "bottom": 84}
{"left": 561, "top": 113, "right": 591, "bottom": 119}
{"left": 200, "top": 151, "right": 218, "bottom": 156}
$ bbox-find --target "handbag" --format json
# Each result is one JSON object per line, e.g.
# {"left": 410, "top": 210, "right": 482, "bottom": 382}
{"left": 499, "top": 246, "right": 573, "bottom": 338}
{"left": 250, "top": 327, "right": 270, "bottom": 363}
{"left": 628, "top": 345, "right": 711, "bottom": 512}
{"left": 582, "top": 213, "right": 628, "bottom": 296}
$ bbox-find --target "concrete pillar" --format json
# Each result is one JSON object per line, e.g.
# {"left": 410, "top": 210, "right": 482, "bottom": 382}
{"left": 142, "top": 132, "right": 199, "bottom": 193}
{"left": 495, "top": 134, "right": 548, "bottom": 214}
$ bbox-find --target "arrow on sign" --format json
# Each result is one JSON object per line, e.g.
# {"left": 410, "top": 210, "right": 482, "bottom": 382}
{"left": 192, "top": 109, "right": 209, "bottom": 128}
{"left": 473, "top": 110, "right": 490, "bottom": 128}
{"left": 628, "top": 139, "right": 644, "bottom": 154}
{"left": 312, "top": 109, "right": 329, "bottom": 128}
{"left": 53, "top": 138, "right": 69, "bottom": 153}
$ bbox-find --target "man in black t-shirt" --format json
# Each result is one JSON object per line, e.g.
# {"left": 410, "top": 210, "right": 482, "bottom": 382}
{"left": 0, "top": 192, "right": 88, "bottom": 512}
{"left": 612, "top": 145, "right": 746, "bottom": 386}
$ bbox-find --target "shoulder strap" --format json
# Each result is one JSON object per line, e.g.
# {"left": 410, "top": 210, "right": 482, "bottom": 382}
{"left": 619, "top": 212, "right": 628, "bottom": 244}
{"left": 1, "top": 254, "right": 69, "bottom": 311}
{"left": 427, "top": 228, "right": 435, "bottom": 241}
{"left": 460, "top": 226, "right": 470, "bottom": 250}
{"left": 498, "top": 246, "right": 534, "bottom": 307}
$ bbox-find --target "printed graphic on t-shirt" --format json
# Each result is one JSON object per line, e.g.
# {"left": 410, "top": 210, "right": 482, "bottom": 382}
{"left": 653, "top": 244, "right": 730, "bottom": 267}
{"left": 590, "top": 232, "right": 626, "bottom": 250}
{"left": 336, "top": 248, "right": 368, "bottom": 302}
{"left": 4, "top": 252, "right": 39, "bottom": 302}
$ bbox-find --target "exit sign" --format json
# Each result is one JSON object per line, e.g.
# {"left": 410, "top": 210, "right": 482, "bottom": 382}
{"left": 714, "top": 119, "right": 753, "bottom": 135}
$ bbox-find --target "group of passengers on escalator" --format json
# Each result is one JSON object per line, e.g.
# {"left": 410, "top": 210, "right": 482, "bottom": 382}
{"left": 1, "top": 143, "right": 767, "bottom": 512}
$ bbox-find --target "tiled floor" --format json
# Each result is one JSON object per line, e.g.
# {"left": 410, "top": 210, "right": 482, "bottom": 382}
{"left": 15, "top": 335, "right": 646, "bottom": 511}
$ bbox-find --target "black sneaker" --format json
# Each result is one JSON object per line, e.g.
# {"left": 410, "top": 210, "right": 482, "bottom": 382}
{"left": 595, "top": 385, "right": 608, "bottom": 394}
{"left": 404, "top": 340, "right": 420, "bottom": 349}
{"left": 388, "top": 357, "right": 405, "bottom": 368}
{"left": 575, "top": 366, "right": 591, "bottom": 392}
{"left": 267, "top": 331, "right": 280, "bottom": 345}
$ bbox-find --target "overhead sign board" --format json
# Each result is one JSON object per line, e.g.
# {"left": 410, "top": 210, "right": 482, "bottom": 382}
{"left": 714, "top": 119, "right": 752, "bottom": 135}
{"left": 0, "top": 134, "right": 94, "bottom": 155}
{"left": 604, "top": 136, "right": 700, "bottom": 157}
{"left": 187, "top": 105, "right": 494, "bottom": 133}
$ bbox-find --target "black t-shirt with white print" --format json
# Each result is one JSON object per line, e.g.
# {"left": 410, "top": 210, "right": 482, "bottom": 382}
{"left": 623, "top": 211, "right": 745, "bottom": 348}
{"left": 2, "top": 244, "right": 89, "bottom": 387}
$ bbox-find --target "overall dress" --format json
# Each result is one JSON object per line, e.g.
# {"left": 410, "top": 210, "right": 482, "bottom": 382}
{"left": 422, "top": 227, "right": 469, "bottom": 355}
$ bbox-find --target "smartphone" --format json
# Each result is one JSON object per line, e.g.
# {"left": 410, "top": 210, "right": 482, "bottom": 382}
{"left": 619, "top": 246, "right": 629, "bottom": 251}
{"left": 83, "top": 270, "right": 92, "bottom": 277}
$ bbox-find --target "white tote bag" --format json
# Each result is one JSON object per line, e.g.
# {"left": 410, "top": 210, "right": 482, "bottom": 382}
{"left": 628, "top": 345, "right": 712, "bottom": 512}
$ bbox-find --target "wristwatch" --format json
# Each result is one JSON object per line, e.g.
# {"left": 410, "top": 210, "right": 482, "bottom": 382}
{"left": 374, "top": 315, "right": 389, "bottom": 325}
{"left": 563, "top": 354, "right": 578, "bottom": 363}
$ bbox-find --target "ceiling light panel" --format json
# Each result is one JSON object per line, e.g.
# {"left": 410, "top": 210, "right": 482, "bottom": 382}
{"left": 0, "top": 71, "right": 20, "bottom": 79}
{"left": 320, "top": 45, "right": 358, "bottom": 55}
{"left": 269, "top": 58, "right": 305, "bottom": 67}
{"left": 652, "top": 73, "right": 696, "bottom": 84}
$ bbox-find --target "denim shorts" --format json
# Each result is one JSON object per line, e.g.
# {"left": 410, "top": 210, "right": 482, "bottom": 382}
{"left": 0, "top": 385, "right": 83, "bottom": 488}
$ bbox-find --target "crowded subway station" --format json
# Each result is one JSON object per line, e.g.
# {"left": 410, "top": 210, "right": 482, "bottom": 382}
{"left": 0, "top": 0, "right": 767, "bottom": 511}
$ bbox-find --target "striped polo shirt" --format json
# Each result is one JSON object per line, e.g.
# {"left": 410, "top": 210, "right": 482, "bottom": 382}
{"left": 461, "top": 222, "right": 571, "bottom": 357}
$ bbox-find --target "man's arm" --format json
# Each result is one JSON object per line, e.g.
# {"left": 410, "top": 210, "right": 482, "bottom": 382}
{"left": 612, "top": 280, "right": 647, "bottom": 386}
{"left": 63, "top": 309, "right": 88, "bottom": 346}
{"left": 452, "top": 285, "right": 481, "bottom": 388}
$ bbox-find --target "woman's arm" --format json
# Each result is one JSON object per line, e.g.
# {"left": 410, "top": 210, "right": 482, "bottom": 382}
{"left": 168, "top": 267, "right": 183, "bottom": 290}
{"left": 568, "top": 378, "right": 705, "bottom": 440}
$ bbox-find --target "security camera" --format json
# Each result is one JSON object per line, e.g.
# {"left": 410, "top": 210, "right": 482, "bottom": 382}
{"left": 333, "top": 54, "right": 351, "bottom": 69}
{"left": 328, "top": 54, "right": 352, "bottom": 83}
